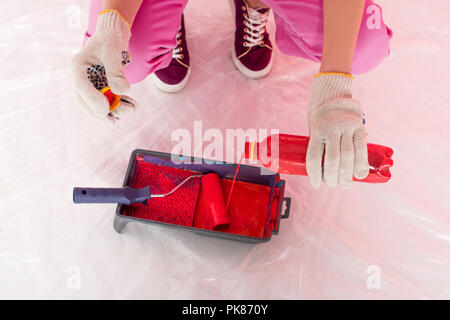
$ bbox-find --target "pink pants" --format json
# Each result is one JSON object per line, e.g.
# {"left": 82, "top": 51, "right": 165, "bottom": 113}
{"left": 86, "top": 0, "right": 392, "bottom": 84}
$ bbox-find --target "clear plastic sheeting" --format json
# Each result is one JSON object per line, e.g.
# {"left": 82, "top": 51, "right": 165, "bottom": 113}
{"left": 1, "top": 0, "right": 449, "bottom": 299}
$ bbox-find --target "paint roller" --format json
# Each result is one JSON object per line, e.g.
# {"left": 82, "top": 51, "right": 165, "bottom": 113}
{"left": 73, "top": 172, "right": 230, "bottom": 230}
{"left": 195, "top": 173, "right": 230, "bottom": 230}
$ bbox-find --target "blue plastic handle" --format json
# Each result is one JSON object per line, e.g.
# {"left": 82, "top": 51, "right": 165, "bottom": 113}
{"left": 73, "top": 186, "right": 151, "bottom": 205}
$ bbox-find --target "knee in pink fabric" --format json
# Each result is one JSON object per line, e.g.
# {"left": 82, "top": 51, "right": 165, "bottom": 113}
{"left": 124, "top": 35, "right": 174, "bottom": 84}
{"left": 84, "top": 0, "right": 187, "bottom": 84}
{"left": 273, "top": 16, "right": 322, "bottom": 63}
{"left": 352, "top": 3, "right": 393, "bottom": 74}
{"left": 267, "top": 0, "right": 393, "bottom": 74}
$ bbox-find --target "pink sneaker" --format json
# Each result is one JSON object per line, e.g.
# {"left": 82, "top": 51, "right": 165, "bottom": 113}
{"left": 151, "top": 15, "right": 190, "bottom": 93}
{"left": 231, "top": 0, "right": 273, "bottom": 79}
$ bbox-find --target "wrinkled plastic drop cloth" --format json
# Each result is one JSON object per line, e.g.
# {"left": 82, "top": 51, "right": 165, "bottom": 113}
{"left": 1, "top": 0, "right": 450, "bottom": 299}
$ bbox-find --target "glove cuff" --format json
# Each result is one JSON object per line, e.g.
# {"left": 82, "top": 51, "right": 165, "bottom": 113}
{"left": 96, "top": 10, "right": 131, "bottom": 38}
{"left": 308, "top": 73, "right": 353, "bottom": 111}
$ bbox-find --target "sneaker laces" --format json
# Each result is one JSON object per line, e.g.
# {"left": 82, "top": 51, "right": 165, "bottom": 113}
{"left": 243, "top": 7, "right": 269, "bottom": 48}
{"left": 172, "top": 26, "right": 183, "bottom": 59}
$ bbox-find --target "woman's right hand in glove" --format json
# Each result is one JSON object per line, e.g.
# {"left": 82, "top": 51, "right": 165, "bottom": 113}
{"left": 70, "top": 10, "right": 137, "bottom": 124}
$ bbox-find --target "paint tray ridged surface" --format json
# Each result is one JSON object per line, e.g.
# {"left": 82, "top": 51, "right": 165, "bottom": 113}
{"left": 122, "top": 161, "right": 201, "bottom": 226}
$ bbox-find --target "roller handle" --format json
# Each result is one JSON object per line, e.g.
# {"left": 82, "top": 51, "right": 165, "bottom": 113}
{"left": 73, "top": 186, "right": 151, "bottom": 205}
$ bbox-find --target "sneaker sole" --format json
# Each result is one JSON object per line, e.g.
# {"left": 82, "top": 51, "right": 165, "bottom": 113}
{"left": 150, "top": 68, "right": 191, "bottom": 93}
{"left": 231, "top": 42, "right": 273, "bottom": 79}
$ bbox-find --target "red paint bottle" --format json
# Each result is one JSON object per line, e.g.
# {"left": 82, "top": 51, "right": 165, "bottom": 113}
{"left": 244, "top": 134, "right": 393, "bottom": 183}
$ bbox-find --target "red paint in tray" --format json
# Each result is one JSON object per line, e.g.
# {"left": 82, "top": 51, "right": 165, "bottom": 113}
{"left": 122, "top": 161, "right": 201, "bottom": 227}
{"left": 194, "top": 179, "right": 271, "bottom": 238}
{"left": 120, "top": 160, "right": 273, "bottom": 238}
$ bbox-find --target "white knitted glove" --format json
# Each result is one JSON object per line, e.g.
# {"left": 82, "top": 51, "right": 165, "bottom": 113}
{"left": 71, "top": 10, "right": 137, "bottom": 124}
{"left": 306, "top": 73, "right": 369, "bottom": 189}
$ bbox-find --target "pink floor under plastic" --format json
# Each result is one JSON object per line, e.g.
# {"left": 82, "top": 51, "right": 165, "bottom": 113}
{"left": 1, "top": 0, "right": 449, "bottom": 299}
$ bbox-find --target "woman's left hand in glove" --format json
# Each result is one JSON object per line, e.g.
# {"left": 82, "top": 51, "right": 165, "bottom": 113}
{"left": 306, "top": 73, "right": 370, "bottom": 189}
